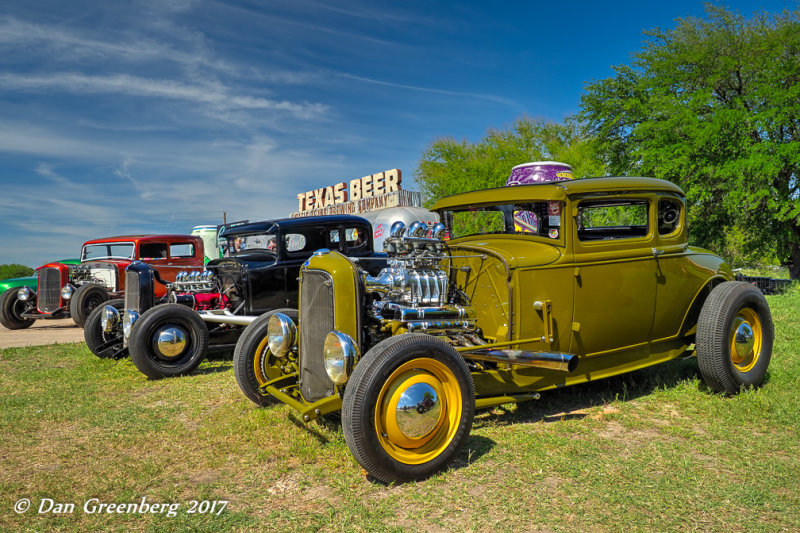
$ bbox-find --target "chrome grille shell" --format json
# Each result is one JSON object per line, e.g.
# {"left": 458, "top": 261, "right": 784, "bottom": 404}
{"left": 299, "top": 269, "right": 336, "bottom": 402}
{"left": 124, "top": 270, "right": 140, "bottom": 313}
{"left": 38, "top": 267, "right": 62, "bottom": 313}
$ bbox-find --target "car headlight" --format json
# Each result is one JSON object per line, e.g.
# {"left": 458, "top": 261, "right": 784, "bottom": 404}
{"left": 101, "top": 305, "right": 120, "bottom": 334}
{"left": 17, "top": 287, "right": 34, "bottom": 301}
{"left": 123, "top": 310, "right": 139, "bottom": 340}
{"left": 267, "top": 313, "right": 296, "bottom": 357}
{"left": 61, "top": 285, "right": 75, "bottom": 300}
{"left": 323, "top": 331, "right": 359, "bottom": 385}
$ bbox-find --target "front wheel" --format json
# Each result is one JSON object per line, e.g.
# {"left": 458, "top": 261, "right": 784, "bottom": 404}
{"left": 129, "top": 304, "right": 209, "bottom": 379}
{"left": 70, "top": 283, "right": 110, "bottom": 328}
{"left": 0, "top": 287, "right": 35, "bottom": 330}
{"left": 697, "top": 281, "right": 774, "bottom": 394}
{"left": 84, "top": 299, "right": 127, "bottom": 359}
{"left": 233, "top": 308, "right": 298, "bottom": 407}
{"left": 342, "top": 334, "right": 475, "bottom": 484}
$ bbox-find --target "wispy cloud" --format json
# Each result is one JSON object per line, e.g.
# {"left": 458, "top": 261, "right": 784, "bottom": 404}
{"left": 338, "top": 73, "right": 518, "bottom": 106}
{"left": 0, "top": 72, "right": 328, "bottom": 118}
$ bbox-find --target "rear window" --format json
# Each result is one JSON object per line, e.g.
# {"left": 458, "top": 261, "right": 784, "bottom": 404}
{"left": 169, "top": 243, "right": 195, "bottom": 258}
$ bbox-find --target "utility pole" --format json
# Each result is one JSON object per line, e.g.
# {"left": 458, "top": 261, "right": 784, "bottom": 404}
{"left": 223, "top": 211, "right": 227, "bottom": 225}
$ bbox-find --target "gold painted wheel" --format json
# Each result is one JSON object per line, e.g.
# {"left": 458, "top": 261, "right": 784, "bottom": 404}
{"left": 697, "top": 282, "right": 773, "bottom": 394}
{"left": 342, "top": 334, "right": 475, "bottom": 484}
{"left": 728, "top": 308, "right": 762, "bottom": 372}
{"left": 233, "top": 308, "right": 297, "bottom": 407}
{"left": 375, "top": 358, "right": 462, "bottom": 465}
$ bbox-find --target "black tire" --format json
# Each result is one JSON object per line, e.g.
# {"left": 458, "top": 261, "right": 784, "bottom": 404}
{"left": 128, "top": 303, "right": 209, "bottom": 379}
{"left": 697, "top": 281, "right": 774, "bottom": 394}
{"left": 342, "top": 334, "right": 475, "bottom": 484}
{"left": 84, "top": 299, "right": 127, "bottom": 359}
{"left": 70, "top": 283, "right": 110, "bottom": 328}
{"left": 0, "top": 287, "right": 35, "bottom": 330}
{"left": 233, "top": 308, "right": 298, "bottom": 407}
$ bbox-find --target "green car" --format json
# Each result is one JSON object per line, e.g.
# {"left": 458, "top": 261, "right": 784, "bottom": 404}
{"left": 232, "top": 177, "right": 774, "bottom": 483}
{"left": 0, "top": 259, "right": 80, "bottom": 293}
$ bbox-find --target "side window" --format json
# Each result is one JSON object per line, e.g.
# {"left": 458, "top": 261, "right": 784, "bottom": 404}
{"left": 285, "top": 233, "right": 307, "bottom": 253}
{"left": 344, "top": 226, "right": 368, "bottom": 250}
{"left": 658, "top": 199, "right": 681, "bottom": 235}
{"left": 169, "top": 243, "right": 195, "bottom": 258}
{"left": 578, "top": 200, "right": 649, "bottom": 241}
{"left": 329, "top": 230, "right": 340, "bottom": 244}
{"left": 139, "top": 242, "right": 168, "bottom": 259}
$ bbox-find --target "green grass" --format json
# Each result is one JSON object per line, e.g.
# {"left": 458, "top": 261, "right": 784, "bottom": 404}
{"left": 2, "top": 290, "right": 799, "bottom": 532}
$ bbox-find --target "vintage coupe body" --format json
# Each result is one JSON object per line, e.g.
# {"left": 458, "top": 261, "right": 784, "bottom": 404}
{"left": 0, "top": 235, "right": 204, "bottom": 330}
{"left": 87, "top": 215, "right": 385, "bottom": 379}
{"left": 233, "top": 177, "right": 774, "bottom": 483}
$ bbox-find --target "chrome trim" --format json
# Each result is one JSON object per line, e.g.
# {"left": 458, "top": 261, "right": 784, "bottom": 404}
{"left": 101, "top": 305, "right": 120, "bottom": 333}
{"left": 395, "top": 382, "right": 441, "bottom": 438}
{"left": 267, "top": 313, "right": 297, "bottom": 357}
{"left": 464, "top": 349, "right": 578, "bottom": 372}
{"left": 154, "top": 326, "right": 187, "bottom": 358}
{"left": 197, "top": 308, "right": 257, "bottom": 326}
{"left": 323, "top": 331, "right": 359, "bottom": 385}
{"left": 17, "top": 286, "right": 34, "bottom": 301}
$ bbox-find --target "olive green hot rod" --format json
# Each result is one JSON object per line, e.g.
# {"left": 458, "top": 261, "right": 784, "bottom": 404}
{"left": 232, "top": 177, "right": 773, "bottom": 483}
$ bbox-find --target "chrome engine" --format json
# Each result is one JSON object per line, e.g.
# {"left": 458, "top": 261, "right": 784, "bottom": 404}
{"left": 362, "top": 221, "right": 476, "bottom": 335}
{"left": 70, "top": 264, "right": 117, "bottom": 291}
{"left": 169, "top": 270, "right": 230, "bottom": 310}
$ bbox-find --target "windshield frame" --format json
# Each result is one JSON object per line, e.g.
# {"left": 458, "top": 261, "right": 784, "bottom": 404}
{"left": 440, "top": 201, "right": 565, "bottom": 244}
{"left": 81, "top": 242, "right": 136, "bottom": 261}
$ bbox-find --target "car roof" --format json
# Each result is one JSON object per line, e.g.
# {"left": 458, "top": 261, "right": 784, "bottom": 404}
{"left": 219, "top": 215, "right": 371, "bottom": 237}
{"left": 432, "top": 177, "right": 685, "bottom": 211}
{"left": 83, "top": 235, "right": 201, "bottom": 245}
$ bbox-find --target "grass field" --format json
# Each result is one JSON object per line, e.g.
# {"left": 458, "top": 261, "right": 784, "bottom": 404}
{"left": 1, "top": 290, "right": 799, "bottom": 532}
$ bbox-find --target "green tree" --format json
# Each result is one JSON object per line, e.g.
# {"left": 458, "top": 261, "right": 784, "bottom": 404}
{"left": 580, "top": 5, "right": 800, "bottom": 278}
{"left": 415, "top": 116, "right": 605, "bottom": 206}
{"left": 0, "top": 264, "right": 34, "bottom": 281}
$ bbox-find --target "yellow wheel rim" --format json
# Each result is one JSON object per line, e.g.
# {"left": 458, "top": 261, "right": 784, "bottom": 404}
{"left": 253, "top": 335, "right": 281, "bottom": 386}
{"left": 729, "top": 307, "right": 762, "bottom": 372}
{"left": 375, "top": 358, "right": 462, "bottom": 465}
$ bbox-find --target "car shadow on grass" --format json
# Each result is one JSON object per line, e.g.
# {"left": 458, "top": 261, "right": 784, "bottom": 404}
{"left": 472, "top": 357, "right": 703, "bottom": 428}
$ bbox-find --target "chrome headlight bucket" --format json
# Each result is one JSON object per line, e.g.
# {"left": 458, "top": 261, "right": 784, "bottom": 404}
{"left": 323, "top": 331, "right": 359, "bottom": 385}
{"left": 122, "top": 310, "right": 139, "bottom": 340}
{"left": 267, "top": 313, "right": 297, "bottom": 357}
{"left": 17, "top": 287, "right": 34, "bottom": 301}
{"left": 101, "top": 305, "right": 120, "bottom": 334}
{"left": 60, "top": 285, "right": 75, "bottom": 300}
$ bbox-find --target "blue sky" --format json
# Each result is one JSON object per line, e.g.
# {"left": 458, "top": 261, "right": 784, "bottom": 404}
{"left": 0, "top": 0, "right": 795, "bottom": 267}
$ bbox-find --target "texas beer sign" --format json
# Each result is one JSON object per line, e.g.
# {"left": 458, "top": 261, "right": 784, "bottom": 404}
{"left": 291, "top": 169, "right": 421, "bottom": 217}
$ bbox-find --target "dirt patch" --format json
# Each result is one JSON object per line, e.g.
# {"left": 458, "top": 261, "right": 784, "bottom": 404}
{"left": 0, "top": 319, "right": 84, "bottom": 348}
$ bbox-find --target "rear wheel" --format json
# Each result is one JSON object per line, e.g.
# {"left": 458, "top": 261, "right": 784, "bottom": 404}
{"left": 697, "top": 281, "right": 774, "bottom": 394}
{"left": 84, "top": 299, "right": 126, "bottom": 359}
{"left": 233, "top": 308, "right": 298, "bottom": 406}
{"left": 70, "top": 283, "right": 109, "bottom": 328}
{"left": 0, "top": 287, "right": 35, "bottom": 330}
{"left": 129, "top": 304, "right": 209, "bottom": 379}
{"left": 342, "top": 334, "right": 475, "bottom": 484}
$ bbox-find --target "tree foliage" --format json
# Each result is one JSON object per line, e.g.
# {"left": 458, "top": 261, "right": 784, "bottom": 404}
{"left": 0, "top": 264, "right": 34, "bottom": 281}
{"left": 415, "top": 117, "right": 605, "bottom": 207}
{"left": 580, "top": 5, "right": 800, "bottom": 277}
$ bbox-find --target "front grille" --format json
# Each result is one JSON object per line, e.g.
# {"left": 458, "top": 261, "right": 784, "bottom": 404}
{"left": 299, "top": 270, "right": 336, "bottom": 402}
{"left": 38, "top": 267, "right": 62, "bottom": 313}
{"left": 125, "top": 271, "right": 140, "bottom": 312}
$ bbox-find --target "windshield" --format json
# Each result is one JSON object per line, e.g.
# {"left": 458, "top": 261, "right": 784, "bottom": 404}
{"left": 82, "top": 242, "right": 136, "bottom": 261}
{"left": 222, "top": 232, "right": 277, "bottom": 256}
{"left": 442, "top": 201, "right": 564, "bottom": 241}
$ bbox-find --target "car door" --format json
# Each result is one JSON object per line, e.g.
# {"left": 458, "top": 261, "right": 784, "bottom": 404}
{"left": 569, "top": 196, "right": 658, "bottom": 357}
